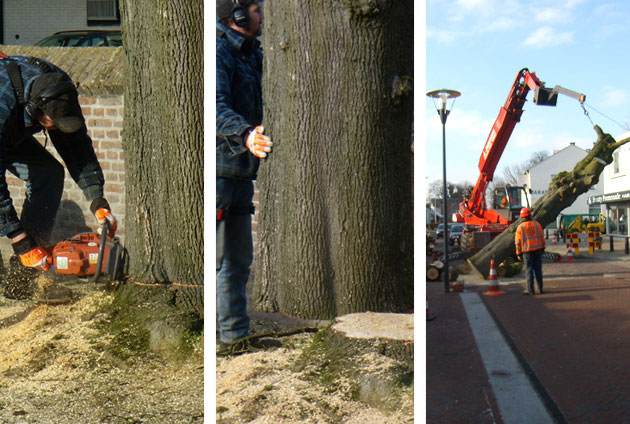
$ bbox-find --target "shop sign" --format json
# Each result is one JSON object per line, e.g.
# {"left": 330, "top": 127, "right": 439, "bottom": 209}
{"left": 589, "top": 190, "right": 630, "bottom": 204}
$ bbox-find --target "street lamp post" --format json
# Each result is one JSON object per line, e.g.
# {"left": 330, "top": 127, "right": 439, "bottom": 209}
{"left": 427, "top": 89, "right": 461, "bottom": 293}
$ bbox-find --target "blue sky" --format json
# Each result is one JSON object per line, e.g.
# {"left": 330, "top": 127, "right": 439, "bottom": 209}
{"left": 425, "top": 0, "right": 630, "bottom": 192}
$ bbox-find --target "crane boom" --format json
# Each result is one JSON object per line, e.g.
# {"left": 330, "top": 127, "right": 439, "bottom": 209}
{"left": 456, "top": 68, "right": 586, "bottom": 251}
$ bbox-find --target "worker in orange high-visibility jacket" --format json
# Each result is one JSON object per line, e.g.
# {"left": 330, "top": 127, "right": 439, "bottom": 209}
{"left": 515, "top": 208, "right": 545, "bottom": 295}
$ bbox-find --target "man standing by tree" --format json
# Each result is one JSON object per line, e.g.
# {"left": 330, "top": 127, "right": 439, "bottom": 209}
{"left": 216, "top": 0, "right": 273, "bottom": 350}
{"left": 515, "top": 207, "right": 545, "bottom": 295}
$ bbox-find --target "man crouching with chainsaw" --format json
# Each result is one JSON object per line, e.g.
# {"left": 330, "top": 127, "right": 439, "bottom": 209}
{"left": 0, "top": 53, "right": 116, "bottom": 300}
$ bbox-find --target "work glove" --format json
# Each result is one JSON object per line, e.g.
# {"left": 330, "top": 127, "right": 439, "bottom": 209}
{"left": 12, "top": 233, "right": 50, "bottom": 270}
{"left": 90, "top": 197, "right": 117, "bottom": 237}
{"left": 245, "top": 126, "right": 273, "bottom": 158}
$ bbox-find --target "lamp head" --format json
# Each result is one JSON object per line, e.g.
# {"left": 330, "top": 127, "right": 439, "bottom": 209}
{"left": 427, "top": 89, "right": 461, "bottom": 124}
{"left": 426, "top": 89, "right": 461, "bottom": 112}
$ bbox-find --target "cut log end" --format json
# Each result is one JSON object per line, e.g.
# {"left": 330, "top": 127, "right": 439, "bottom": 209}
{"left": 330, "top": 312, "right": 413, "bottom": 368}
{"left": 426, "top": 266, "right": 440, "bottom": 281}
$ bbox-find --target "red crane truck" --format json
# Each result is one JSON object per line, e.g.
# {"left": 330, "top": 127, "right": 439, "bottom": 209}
{"left": 455, "top": 68, "right": 586, "bottom": 252}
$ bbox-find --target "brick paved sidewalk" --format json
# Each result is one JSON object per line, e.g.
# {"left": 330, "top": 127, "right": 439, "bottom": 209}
{"left": 427, "top": 247, "right": 630, "bottom": 423}
{"left": 481, "top": 268, "right": 630, "bottom": 423}
{"left": 426, "top": 282, "right": 504, "bottom": 424}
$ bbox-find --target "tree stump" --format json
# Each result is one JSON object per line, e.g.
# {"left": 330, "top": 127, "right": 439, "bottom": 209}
{"left": 329, "top": 312, "right": 413, "bottom": 370}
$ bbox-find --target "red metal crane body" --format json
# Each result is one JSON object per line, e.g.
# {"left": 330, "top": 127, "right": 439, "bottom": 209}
{"left": 455, "top": 68, "right": 585, "bottom": 250}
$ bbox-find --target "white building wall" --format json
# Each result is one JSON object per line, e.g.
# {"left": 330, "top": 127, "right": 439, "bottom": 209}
{"left": 518, "top": 143, "right": 603, "bottom": 220}
{"left": 604, "top": 132, "right": 630, "bottom": 194}
{"left": 3, "top": 0, "right": 119, "bottom": 46}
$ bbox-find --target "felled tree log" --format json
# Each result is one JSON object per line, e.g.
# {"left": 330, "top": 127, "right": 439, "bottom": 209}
{"left": 469, "top": 126, "right": 630, "bottom": 279}
{"left": 426, "top": 265, "right": 440, "bottom": 281}
{"left": 439, "top": 267, "right": 459, "bottom": 282}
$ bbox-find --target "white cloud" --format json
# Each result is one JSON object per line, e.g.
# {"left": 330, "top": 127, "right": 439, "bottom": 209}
{"left": 482, "top": 16, "right": 517, "bottom": 32}
{"left": 601, "top": 86, "right": 628, "bottom": 108}
{"left": 533, "top": 7, "right": 564, "bottom": 23}
{"left": 452, "top": 0, "right": 496, "bottom": 16}
{"left": 522, "top": 26, "right": 574, "bottom": 47}
{"left": 533, "top": 0, "right": 586, "bottom": 23}
{"left": 426, "top": 28, "right": 459, "bottom": 44}
{"left": 426, "top": 108, "right": 496, "bottom": 152}
{"left": 509, "top": 121, "right": 594, "bottom": 155}
{"left": 428, "top": 0, "right": 587, "bottom": 44}
{"left": 510, "top": 124, "right": 548, "bottom": 150}
{"left": 593, "top": 23, "right": 628, "bottom": 41}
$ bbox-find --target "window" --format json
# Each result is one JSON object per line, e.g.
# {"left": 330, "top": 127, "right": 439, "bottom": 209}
{"left": 612, "top": 150, "right": 625, "bottom": 176}
{"left": 87, "top": 0, "right": 117, "bottom": 21}
{"left": 607, "top": 205, "right": 628, "bottom": 235}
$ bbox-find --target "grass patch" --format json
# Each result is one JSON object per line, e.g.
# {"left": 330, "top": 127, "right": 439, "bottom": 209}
{"left": 89, "top": 284, "right": 203, "bottom": 362}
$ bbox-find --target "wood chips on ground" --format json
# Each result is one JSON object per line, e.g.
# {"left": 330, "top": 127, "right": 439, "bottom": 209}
{"left": 0, "top": 276, "right": 203, "bottom": 423}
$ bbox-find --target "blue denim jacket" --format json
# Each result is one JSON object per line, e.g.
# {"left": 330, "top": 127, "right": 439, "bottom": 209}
{"left": 216, "top": 22, "right": 262, "bottom": 180}
{"left": 0, "top": 56, "right": 104, "bottom": 237}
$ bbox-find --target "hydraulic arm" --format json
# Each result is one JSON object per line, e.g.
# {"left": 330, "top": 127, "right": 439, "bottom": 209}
{"left": 456, "top": 68, "right": 585, "bottom": 248}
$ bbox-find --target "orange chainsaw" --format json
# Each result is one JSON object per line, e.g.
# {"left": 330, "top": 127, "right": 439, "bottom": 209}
{"left": 44, "top": 222, "right": 125, "bottom": 282}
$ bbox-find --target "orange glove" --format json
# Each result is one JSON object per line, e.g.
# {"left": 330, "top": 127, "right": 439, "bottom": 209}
{"left": 20, "top": 246, "right": 50, "bottom": 270}
{"left": 245, "top": 126, "right": 273, "bottom": 158}
{"left": 95, "top": 208, "right": 117, "bottom": 237}
{"left": 11, "top": 233, "right": 49, "bottom": 270}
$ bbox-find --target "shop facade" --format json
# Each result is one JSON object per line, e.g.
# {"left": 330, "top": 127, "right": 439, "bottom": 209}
{"left": 587, "top": 132, "right": 630, "bottom": 236}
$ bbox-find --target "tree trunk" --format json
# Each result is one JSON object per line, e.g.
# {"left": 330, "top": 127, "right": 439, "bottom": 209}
{"left": 119, "top": 1, "right": 203, "bottom": 316}
{"left": 254, "top": 1, "right": 414, "bottom": 319}
{"left": 468, "top": 126, "right": 630, "bottom": 279}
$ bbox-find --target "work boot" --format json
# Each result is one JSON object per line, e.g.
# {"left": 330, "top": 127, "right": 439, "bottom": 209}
{"left": 216, "top": 340, "right": 234, "bottom": 356}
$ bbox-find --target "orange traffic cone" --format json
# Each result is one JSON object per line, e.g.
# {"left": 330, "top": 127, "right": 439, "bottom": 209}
{"left": 566, "top": 246, "right": 575, "bottom": 262}
{"left": 552, "top": 232, "right": 557, "bottom": 245}
{"left": 483, "top": 259, "right": 506, "bottom": 296}
{"left": 426, "top": 298, "right": 436, "bottom": 321}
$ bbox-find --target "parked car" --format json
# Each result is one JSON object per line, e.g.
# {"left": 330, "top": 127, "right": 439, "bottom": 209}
{"left": 449, "top": 223, "right": 465, "bottom": 246}
{"left": 35, "top": 30, "right": 122, "bottom": 47}
{"left": 436, "top": 223, "right": 445, "bottom": 238}
{"left": 436, "top": 223, "right": 453, "bottom": 238}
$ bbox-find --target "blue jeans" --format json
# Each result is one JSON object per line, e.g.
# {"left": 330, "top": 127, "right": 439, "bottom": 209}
{"left": 524, "top": 249, "right": 543, "bottom": 293}
{"left": 216, "top": 178, "right": 254, "bottom": 343}
{"left": 7, "top": 136, "right": 64, "bottom": 245}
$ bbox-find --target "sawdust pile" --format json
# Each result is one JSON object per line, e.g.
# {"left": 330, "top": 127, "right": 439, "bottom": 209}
{"left": 0, "top": 277, "right": 203, "bottom": 423}
{"left": 216, "top": 333, "right": 414, "bottom": 424}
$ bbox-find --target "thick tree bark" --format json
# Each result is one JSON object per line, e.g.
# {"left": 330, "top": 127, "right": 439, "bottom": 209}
{"left": 253, "top": 1, "right": 414, "bottom": 319}
{"left": 119, "top": 1, "right": 203, "bottom": 316}
{"left": 469, "top": 125, "right": 630, "bottom": 279}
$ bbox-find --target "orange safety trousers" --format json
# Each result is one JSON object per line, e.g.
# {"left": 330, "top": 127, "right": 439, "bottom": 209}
{"left": 515, "top": 220, "right": 545, "bottom": 254}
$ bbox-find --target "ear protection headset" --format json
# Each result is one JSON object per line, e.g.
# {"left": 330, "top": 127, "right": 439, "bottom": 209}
{"left": 232, "top": 0, "right": 249, "bottom": 28}
{"left": 25, "top": 79, "right": 78, "bottom": 119}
